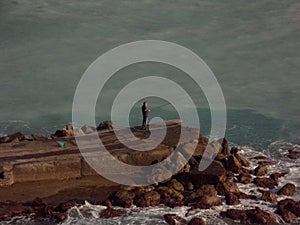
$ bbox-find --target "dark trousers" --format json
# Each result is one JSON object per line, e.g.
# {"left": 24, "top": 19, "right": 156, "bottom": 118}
{"left": 142, "top": 116, "right": 147, "bottom": 128}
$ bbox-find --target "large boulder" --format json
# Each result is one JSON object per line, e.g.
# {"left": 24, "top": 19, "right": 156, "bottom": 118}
{"left": 163, "top": 214, "right": 186, "bottom": 225}
{"left": 254, "top": 177, "right": 277, "bottom": 189}
{"left": 216, "top": 181, "right": 240, "bottom": 195}
{"left": 187, "top": 185, "right": 218, "bottom": 201}
{"left": 188, "top": 217, "right": 206, "bottom": 225}
{"left": 225, "top": 155, "right": 242, "bottom": 173}
{"left": 133, "top": 191, "right": 160, "bottom": 207}
{"left": 276, "top": 198, "right": 300, "bottom": 222}
{"left": 277, "top": 183, "right": 296, "bottom": 196}
{"left": 225, "top": 193, "right": 240, "bottom": 205}
{"left": 111, "top": 190, "right": 135, "bottom": 208}
{"left": 254, "top": 165, "right": 268, "bottom": 176}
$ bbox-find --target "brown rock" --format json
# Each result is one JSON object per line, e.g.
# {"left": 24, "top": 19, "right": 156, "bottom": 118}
{"left": 187, "top": 185, "right": 218, "bottom": 201}
{"left": 220, "top": 209, "right": 247, "bottom": 221}
{"left": 254, "top": 165, "right": 268, "bottom": 176}
{"left": 238, "top": 173, "right": 253, "bottom": 184}
{"left": 0, "top": 202, "right": 34, "bottom": 220}
{"left": 237, "top": 191, "right": 257, "bottom": 200}
{"left": 111, "top": 190, "right": 135, "bottom": 208}
{"left": 216, "top": 181, "right": 240, "bottom": 195}
{"left": 276, "top": 199, "right": 300, "bottom": 222}
{"left": 230, "top": 146, "right": 240, "bottom": 154}
{"left": 226, "top": 155, "right": 242, "bottom": 173}
{"left": 157, "top": 186, "right": 184, "bottom": 201}
{"left": 188, "top": 217, "right": 206, "bottom": 225}
{"left": 51, "top": 212, "right": 67, "bottom": 222}
{"left": 194, "top": 194, "right": 222, "bottom": 209}
{"left": 246, "top": 207, "right": 277, "bottom": 224}
{"left": 133, "top": 191, "right": 160, "bottom": 207}
{"left": 99, "top": 208, "right": 126, "bottom": 218}
{"left": 254, "top": 177, "right": 277, "bottom": 189}
{"left": 189, "top": 160, "right": 226, "bottom": 186}
{"left": 164, "top": 214, "right": 186, "bottom": 225}
{"left": 55, "top": 199, "right": 84, "bottom": 212}
{"left": 225, "top": 193, "right": 240, "bottom": 205}
{"left": 277, "top": 183, "right": 296, "bottom": 196}
{"left": 167, "top": 179, "right": 184, "bottom": 192}
{"left": 261, "top": 191, "right": 278, "bottom": 203}
{"left": 270, "top": 172, "right": 287, "bottom": 181}
{"left": 235, "top": 153, "right": 250, "bottom": 167}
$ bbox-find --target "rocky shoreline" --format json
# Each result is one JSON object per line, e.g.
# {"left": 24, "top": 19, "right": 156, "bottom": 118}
{"left": 0, "top": 120, "right": 299, "bottom": 224}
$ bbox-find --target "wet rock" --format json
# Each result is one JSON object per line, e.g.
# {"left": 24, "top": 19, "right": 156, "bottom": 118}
{"left": 225, "top": 155, "right": 242, "bottom": 173}
{"left": 0, "top": 132, "right": 25, "bottom": 144}
{"left": 185, "top": 182, "right": 194, "bottom": 191}
{"left": 111, "top": 190, "right": 135, "bottom": 208}
{"left": 133, "top": 191, "right": 160, "bottom": 207}
{"left": 189, "top": 160, "right": 226, "bottom": 186}
{"left": 220, "top": 209, "right": 247, "bottom": 221}
{"left": 164, "top": 214, "right": 186, "bottom": 225}
{"left": 221, "top": 207, "right": 277, "bottom": 224}
{"left": 276, "top": 199, "right": 300, "bottom": 222}
{"left": 99, "top": 208, "right": 126, "bottom": 218}
{"left": 187, "top": 185, "right": 217, "bottom": 201}
{"left": 235, "top": 153, "right": 250, "bottom": 167}
{"left": 167, "top": 179, "right": 184, "bottom": 192}
{"left": 55, "top": 199, "right": 84, "bottom": 212}
{"left": 97, "top": 121, "right": 113, "bottom": 131}
{"left": 237, "top": 173, "right": 252, "bottom": 184}
{"left": 188, "top": 217, "right": 206, "bottom": 225}
{"left": 230, "top": 146, "right": 240, "bottom": 154}
{"left": 216, "top": 181, "right": 240, "bottom": 195}
{"left": 237, "top": 192, "right": 257, "bottom": 200}
{"left": 0, "top": 202, "right": 34, "bottom": 220}
{"left": 246, "top": 207, "right": 277, "bottom": 224}
{"left": 277, "top": 183, "right": 295, "bottom": 196}
{"left": 261, "top": 191, "right": 278, "bottom": 203}
{"left": 270, "top": 172, "right": 287, "bottom": 181}
{"left": 51, "top": 212, "right": 67, "bottom": 222}
{"left": 254, "top": 165, "right": 268, "bottom": 176}
{"left": 287, "top": 150, "right": 300, "bottom": 159}
{"left": 225, "top": 193, "right": 240, "bottom": 205}
{"left": 254, "top": 177, "right": 277, "bottom": 189}
{"left": 194, "top": 194, "right": 222, "bottom": 209}
{"left": 157, "top": 186, "right": 184, "bottom": 201}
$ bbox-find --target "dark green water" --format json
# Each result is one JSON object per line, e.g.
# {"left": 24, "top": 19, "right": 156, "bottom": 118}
{"left": 0, "top": 0, "right": 299, "bottom": 149}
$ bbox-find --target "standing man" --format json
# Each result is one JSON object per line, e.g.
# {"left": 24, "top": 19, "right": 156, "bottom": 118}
{"left": 141, "top": 101, "right": 151, "bottom": 129}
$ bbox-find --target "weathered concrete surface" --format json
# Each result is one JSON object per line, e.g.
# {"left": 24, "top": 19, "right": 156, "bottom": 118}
{"left": 0, "top": 120, "right": 206, "bottom": 189}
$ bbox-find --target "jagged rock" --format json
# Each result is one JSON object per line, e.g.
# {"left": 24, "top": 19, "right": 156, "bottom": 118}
{"left": 111, "top": 190, "right": 135, "bottom": 208}
{"left": 185, "top": 182, "right": 194, "bottom": 191}
{"left": 55, "top": 199, "right": 84, "bottom": 212}
{"left": 164, "top": 214, "right": 186, "bottom": 225}
{"left": 277, "top": 183, "right": 296, "bottom": 196}
{"left": 225, "top": 193, "right": 240, "bottom": 205}
{"left": 51, "top": 212, "right": 67, "bottom": 222}
{"left": 157, "top": 186, "right": 184, "bottom": 202}
{"left": 99, "top": 208, "right": 126, "bottom": 218}
{"left": 261, "top": 191, "right": 278, "bottom": 203}
{"left": 221, "top": 207, "right": 277, "bottom": 224}
{"left": 216, "top": 181, "right": 240, "bottom": 195}
{"left": 81, "top": 125, "right": 96, "bottom": 134}
{"left": 188, "top": 217, "right": 206, "bottom": 225}
{"left": 167, "top": 179, "right": 184, "bottom": 192}
{"left": 220, "top": 209, "right": 247, "bottom": 221}
{"left": 270, "top": 172, "right": 287, "bottom": 181}
{"left": 276, "top": 199, "right": 300, "bottom": 222}
{"left": 133, "top": 191, "right": 160, "bottom": 207}
{"left": 97, "top": 121, "right": 113, "bottom": 131}
{"left": 230, "top": 146, "right": 240, "bottom": 154}
{"left": 226, "top": 155, "right": 242, "bottom": 173}
{"left": 0, "top": 202, "right": 34, "bottom": 220}
{"left": 194, "top": 194, "right": 222, "bottom": 209}
{"left": 287, "top": 150, "right": 300, "bottom": 159}
{"left": 189, "top": 160, "right": 226, "bottom": 186}
{"left": 0, "top": 132, "right": 25, "bottom": 144}
{"left": 187, "top": 185, "right": 218, "bottom": 201}
{"left": 238, "top": 173, "right": 252, "bottom": 184}
{"left": 237, "top": 192, "right": 257, "bottom": 200}
{"left": 254, "top": 177, "right": 277, "bottom": 189}
{"left": 245, "top": 207, "right": 278, "bottom": 224}
{"left": 254, "top": 165, "right": 268, "bottom": 176}
{"left": 235, "top": 153, "right": 250, "bottom": 167}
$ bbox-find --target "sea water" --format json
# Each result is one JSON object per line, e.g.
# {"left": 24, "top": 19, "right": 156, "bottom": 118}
{"left": 0, "top": 0, "right": 299, "bottom": 224}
